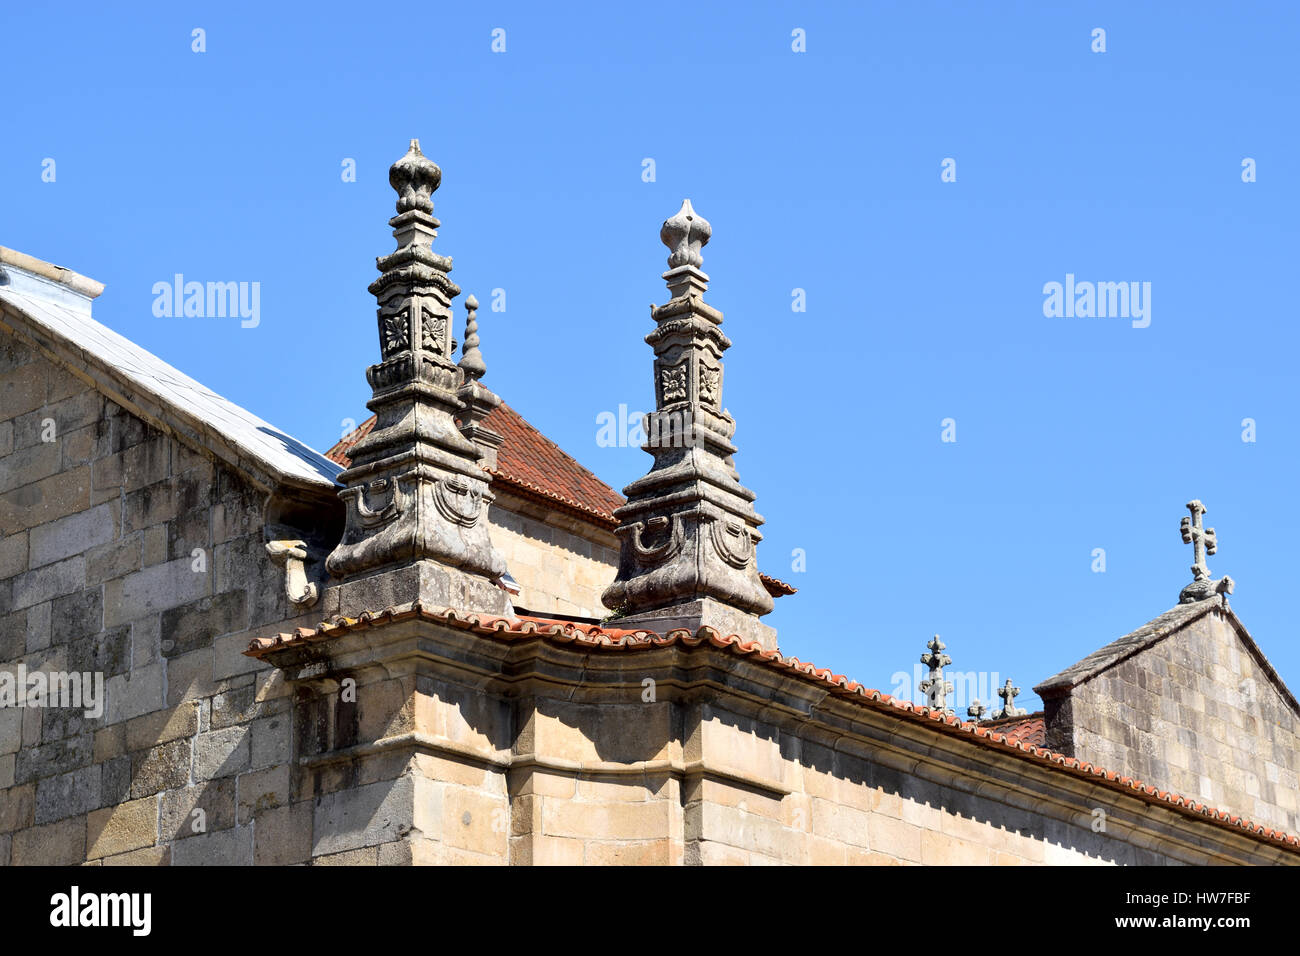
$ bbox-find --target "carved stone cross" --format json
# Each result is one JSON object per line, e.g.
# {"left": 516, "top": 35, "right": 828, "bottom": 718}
{"left": 993, "top": 679, "right": 1026, "bottom": 720}
{"left": 1178, "top": 499, "right": 1235, "bottom": 604}
{"left": 1180, "top": 499, "right": 1216, "bottom": 582}
{"left": 918, "top": 635, "right": 954, "bottom": 712}
{"left": 967, "top": 700, "right": 987, "bottom": 722}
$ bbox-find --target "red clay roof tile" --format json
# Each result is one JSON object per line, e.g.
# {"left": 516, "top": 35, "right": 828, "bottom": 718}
{"left": 245, "top": 603, "right": 1297, "bottom": 853}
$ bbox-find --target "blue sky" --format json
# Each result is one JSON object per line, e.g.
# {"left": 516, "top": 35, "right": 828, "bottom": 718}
{"left": 5, "top": 2, "right": 1298, "bottom": 712}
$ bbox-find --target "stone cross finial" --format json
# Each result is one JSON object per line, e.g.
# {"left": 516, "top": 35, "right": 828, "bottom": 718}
{"left": 918, "top": 635, "right": 954, "bottom": 712}
{"left": 993, "top": 680, "right": 1026, "bottom": 720}
{"left": 967, "top": 700, "right": 987, "bottom": 722}
{"left": 458, "top": 293, "right": 486, "bottom": 381}
{"left": 1178, "top": 499, "right": 1235, "bottom": 604}
{"left": 661, "top": 199, "right": 711, "bottom": 271}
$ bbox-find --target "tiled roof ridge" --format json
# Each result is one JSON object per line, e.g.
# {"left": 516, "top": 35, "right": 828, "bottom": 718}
{"left": 244, "top": 602, "right": 1299, "bottom": 853}
{"left": 487, "top": 466, "right": 625, "bottom": 524}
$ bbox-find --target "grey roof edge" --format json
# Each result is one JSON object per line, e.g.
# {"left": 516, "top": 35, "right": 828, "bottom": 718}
{"left": 1034, "top": 596, "right": 1300, "bottom": 718}
{"left": 0, "top": 290, "right": 342, "bottom": 499}
{"left": 1034, "top": 599, "right": 1220, "bottom": 696}
{"left": 0, "top": 246, "right": 105, "bottom": 300}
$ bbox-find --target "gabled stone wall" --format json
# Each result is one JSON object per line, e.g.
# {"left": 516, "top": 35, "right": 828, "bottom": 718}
{"left": 0, "top": 334, "right": 320, "bottom": 864}
{"left": 1041, "top": 606, "right": 1300, "bottom": 837}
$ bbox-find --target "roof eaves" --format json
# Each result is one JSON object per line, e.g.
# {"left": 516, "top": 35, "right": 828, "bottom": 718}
{"left": 244, "top": 602, "right": 1300, "bottom": 854}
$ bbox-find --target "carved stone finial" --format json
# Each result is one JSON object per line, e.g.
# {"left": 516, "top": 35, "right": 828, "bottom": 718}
{"left": 458, "top": 293, "right": 486, "bottom": 381}
{"left": 661, "top": 198, "right": 711, "bottom": 271}
{"left": 389, "top": 138, "right": 442, "bottom": 215}
{"left": 325, "top": 141, "right": 507, "bottom": 614}
{"left": 603, "top": 200, "right": 774, "bottom": 649}
{"left": 993, "top": 679, "right": 1026, "bottom": 720}
{"left": 918, "top": 635, "right": 954, "bottom": 713}
{"left": 967, "top": 700, "right": 987, "bottom": 722}
{"left": 1178, "top": 499, "right": 1235, "bottom": 604}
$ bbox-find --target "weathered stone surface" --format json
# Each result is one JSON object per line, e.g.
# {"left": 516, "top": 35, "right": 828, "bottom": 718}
{"left": 0, "top": 531, "right": 28, "bottom": 580}
{"left": 51, "top": 587, "right": 103, "bottom": 639}
{"left": 0, "top": 466, "right": 91, "bottom": 535}
{"left": 253, "top": 801, "right": 311, "bottom": 865}
{"left": 12, "top": 815, "right": 85, "bottom": 865}
{"left": 12, "top": 554, "right": 85, "bottom": 610}
{"left": 124, "top": 702, "right": 199, "bottom": 753}
{"left": 103, "top": 557, "right": 211, "bottom": 627}
{"left": 15, "top": 734, "right": 92, "bottom": 785}
{"left": 160, "top": 591, "right": 247, "bottom": 658}
{"left": 192, "top": 727, "right": 250, "bottom": 781}
{"left": 129, "top": 738, "right": 191, "bottom": 797}
{"left": 313, "top": 775, "right": 415, "bottom": 856}
{"left": 34, "top": 766, "right": 101, "bottom": 824}
{"left": 169, "top": 824, "right": 252, "bottom": 865}
{"left": 105, "top": 662, "right": 165, "bottom": 724}
{"left": 86, "top": 795, "right": 157, "bottom": 859}
{"left": 236, "top": 764, "right": 290, "bottom": 824}
{"left": 160, "top": 778, "right": 238, "bottom": 840}
{"left": 29, "top": 503, "right": 114, "bottom": 568}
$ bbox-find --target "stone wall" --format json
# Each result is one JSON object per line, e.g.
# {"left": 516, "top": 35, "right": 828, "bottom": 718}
{"left": 0, "top": 336, "right": 316, "bottom": 865}
{"left": 1043, "top": 608, "right": 1300, "bottom": 838}
{"left": 259, "top": 614, "right": 1298, "bottom": 866}
{"left": 487, "top": 491, "right": 618, "bottom": 619}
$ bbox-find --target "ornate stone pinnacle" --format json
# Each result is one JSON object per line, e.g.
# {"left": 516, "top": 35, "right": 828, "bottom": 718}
{"left": 1178, "top": 499, "right": 1235, "bottom": 604}
{"left": 918, "top": 635, "right": 954, "bottom": 713}
{"left": 390, "top": 139, "right": 442, "bottom": 215}
{"left": 992, "top": 680, "right": 1026, "bottom": 720}
{"left": 661, "top": 198, "right": 711, "bottom": 272}
{"left": 458, "top": 294, "right": 486, "bottom": 381}
{"left": 602, "top": 200, "right": 774, "bottom": 648}
{"left": 325, "top": 140, "right": 506, "bottom": 609}
{"left": 967, "top": 700, "right": 987, "bottom": 722}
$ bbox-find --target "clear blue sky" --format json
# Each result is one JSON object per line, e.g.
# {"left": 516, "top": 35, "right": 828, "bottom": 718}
{"left": 5, "top": 2, "right": 1298, "bottom": 713}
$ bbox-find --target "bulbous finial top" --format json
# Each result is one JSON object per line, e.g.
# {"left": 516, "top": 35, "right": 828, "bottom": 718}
{"left": 661, "top": 198, "right": 711, "bottom": 270}
{"left": 389, "top": 139, "right": 442, "bottom": 215}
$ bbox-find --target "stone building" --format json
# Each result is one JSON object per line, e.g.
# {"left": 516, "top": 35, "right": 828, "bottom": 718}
{"left": 0, "top": 142, "right": 1297, "bottom": 866}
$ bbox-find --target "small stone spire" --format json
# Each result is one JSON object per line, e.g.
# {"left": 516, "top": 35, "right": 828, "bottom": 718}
{"left": 458, "top": 294, "right": 486, "bottom": 381}
{"left": 918, "top": 635, "right": 954, "bottom": 713}
{"left": 992, "top": 680, "right": 1026, "bottom": 720}
{"left": 1178, "top": 499, "right": 1235, "bottom": 604}
{"left": 456, "top": 293, "right": 504, "bottom": 469}
{"left": 325, "top": 140, "right": 507, "bottom": 612}
{"left": 601, "top": 199, "right": 775, "bottom": 648}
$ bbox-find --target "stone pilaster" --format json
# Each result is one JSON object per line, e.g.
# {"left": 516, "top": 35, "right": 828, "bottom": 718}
{"left": 326, "top": 140, "right": 508, "bottom": 614}
{"left": 602, "top": 199, "right": 774, "bottom": 648}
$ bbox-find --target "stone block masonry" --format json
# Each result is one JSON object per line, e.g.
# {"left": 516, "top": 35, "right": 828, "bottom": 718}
{"left": 0, "top": 339, "right": 315, "bottom": 865}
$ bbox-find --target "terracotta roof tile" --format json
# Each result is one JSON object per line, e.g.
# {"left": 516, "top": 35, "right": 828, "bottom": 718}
{"left": 245, "top": 603, "right": 1299, "bottom": 853}
{"left": 980, "top": 714, "right": 1046, "bottom": 748}
{"left": 326, "top": 404, "right": 624, "bottom": 522}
